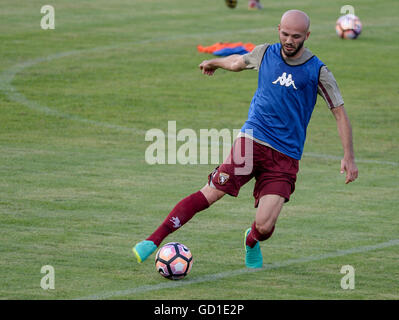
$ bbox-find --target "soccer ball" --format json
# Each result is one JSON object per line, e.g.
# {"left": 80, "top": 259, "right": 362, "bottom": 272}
{"left": 225, "top": 0, "right": 237, "bottom": 9}
{"left": 336, "top": 14, "right": 362, "bottom": 39}
{"left": 155, "top": 242, "right": 193, "bottom": 280}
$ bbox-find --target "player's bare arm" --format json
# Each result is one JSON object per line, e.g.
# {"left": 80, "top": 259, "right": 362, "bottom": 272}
{"left": 199, "top": 54, "right": 247, "bottom": 76}
{"left": 331, "top": 105, "right": 359, "bottom": 184}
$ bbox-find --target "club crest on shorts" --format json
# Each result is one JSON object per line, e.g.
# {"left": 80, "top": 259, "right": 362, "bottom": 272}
{"left": 218, "top": 172, "right": 229, "bottom": 185}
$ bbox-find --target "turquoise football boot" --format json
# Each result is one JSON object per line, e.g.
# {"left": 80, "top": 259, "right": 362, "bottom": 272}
{"left": 244, "top": 228, "right": 263, "bottom": 268}
{"left": 133, "top": 240, "right": 157, "bottom": 263}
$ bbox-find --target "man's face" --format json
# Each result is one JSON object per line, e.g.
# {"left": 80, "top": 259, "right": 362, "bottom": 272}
{"left": 278, "top": 26, "right": 309, "bottom": 58}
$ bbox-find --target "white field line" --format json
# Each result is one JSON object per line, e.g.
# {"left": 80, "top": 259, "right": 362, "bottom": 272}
{"left": 302, "top": 152, "right": 398, "bottom": 166}
{"left": 0, "top": 28, "right": 268, "bottom": 133}
{"left": 198, "top": 140, "right": 398, "bottom": 166}
{"left": 75, "top": 239, "right": 399, "bottom": 300}
{"left": 0, "top": 31, "right": 397, "bottom": 166}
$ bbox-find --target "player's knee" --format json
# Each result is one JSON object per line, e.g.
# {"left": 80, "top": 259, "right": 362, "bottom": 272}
{"left": 200, "top": 185, "right": 225, "bottom": 205}
{"left": 256, "top": 221, "right": 275, "bottom": 236}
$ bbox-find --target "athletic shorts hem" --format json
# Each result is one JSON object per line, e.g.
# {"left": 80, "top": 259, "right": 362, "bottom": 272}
{"left": 207, "top": 137, "right": 298, "bottom": 206}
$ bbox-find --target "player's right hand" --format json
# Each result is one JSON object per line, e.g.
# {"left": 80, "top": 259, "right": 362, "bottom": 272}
{"left": 199, "top": 60, "right": 217, "bottom": 76}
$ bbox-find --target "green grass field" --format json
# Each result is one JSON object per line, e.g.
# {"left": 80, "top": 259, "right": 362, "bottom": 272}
{"left": 0, "top": 0, "right": 398, "bottom": 300}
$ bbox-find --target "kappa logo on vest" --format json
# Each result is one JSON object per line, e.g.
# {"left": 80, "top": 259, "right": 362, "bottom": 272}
{"left": 272, "top": 72, "right": 297, "bottom": 90}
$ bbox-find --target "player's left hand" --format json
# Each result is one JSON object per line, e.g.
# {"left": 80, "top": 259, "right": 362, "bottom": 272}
{"left": 340, "top": 158, "right": 358, "bottom": 184}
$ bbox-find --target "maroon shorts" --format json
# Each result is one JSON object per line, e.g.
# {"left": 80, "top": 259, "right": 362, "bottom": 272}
{"left": 208, "top": 137, "right": 299, "bottom": 207}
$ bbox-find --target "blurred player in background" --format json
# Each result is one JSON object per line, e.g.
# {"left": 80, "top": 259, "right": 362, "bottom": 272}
{"left": 248, "top": 0, "right": 263, "bottom": 10}
{"left": 133, "top": 10, "right": 358, "bottom": 268}
{"left": 225, "top": 0, "right": 263, "bottom": 10}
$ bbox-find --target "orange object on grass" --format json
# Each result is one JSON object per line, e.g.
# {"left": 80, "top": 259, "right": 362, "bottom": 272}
{"left": 197, "top": 42, "right": 255, "bottom": 54}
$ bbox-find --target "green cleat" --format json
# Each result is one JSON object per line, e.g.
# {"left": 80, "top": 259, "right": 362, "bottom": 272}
{"left": 244, "top": 228, "right": 263, "bottom": 268}
{"left": 133, "top": 240, "right": 157, "bottom": 263}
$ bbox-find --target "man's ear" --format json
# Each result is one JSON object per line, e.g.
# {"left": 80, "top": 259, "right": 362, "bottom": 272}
{"left": 305, "top": 31, "right": 311, "bottom": 40}
{"left": 278, "top": 24, "right": 281, "bottom": 32}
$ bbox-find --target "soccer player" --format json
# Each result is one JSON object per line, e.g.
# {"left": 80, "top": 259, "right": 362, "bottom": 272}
{"left": 248, "top": 0, "right": 263, "bottom": 10}
{"left": 225, "top": 0, "right": 263, "bottom": 10}
{"left": 133, "top": 10, "right": 358, "bottom": 268}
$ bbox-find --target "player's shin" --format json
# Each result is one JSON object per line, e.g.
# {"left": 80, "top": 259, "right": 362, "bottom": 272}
{"left": 146, "top": 190, "right": 210, "bottom": 246}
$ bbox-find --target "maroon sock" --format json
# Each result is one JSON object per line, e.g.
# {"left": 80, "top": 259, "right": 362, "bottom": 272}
{"left": 146, "top": 191, "right": 210, "bottom": 247}
{"left": 246, "top": 221, "right": 275, "bottom": 248}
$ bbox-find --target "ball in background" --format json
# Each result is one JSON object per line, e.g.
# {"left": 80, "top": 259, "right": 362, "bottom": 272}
{"left": 336, "top": 14, "right": 362, "bottom": 39}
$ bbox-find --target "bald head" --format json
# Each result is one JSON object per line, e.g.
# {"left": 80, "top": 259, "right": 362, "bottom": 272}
{"left": 278, "top": 10, "right": 311, "bottom": 58}
{"left": 280, "top": 10, "right": 310, "bottom": 33}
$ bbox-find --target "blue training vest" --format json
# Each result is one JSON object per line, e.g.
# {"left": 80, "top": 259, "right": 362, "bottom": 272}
{"left": 241, "top": 43, "right": 325, "bottom": 160}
